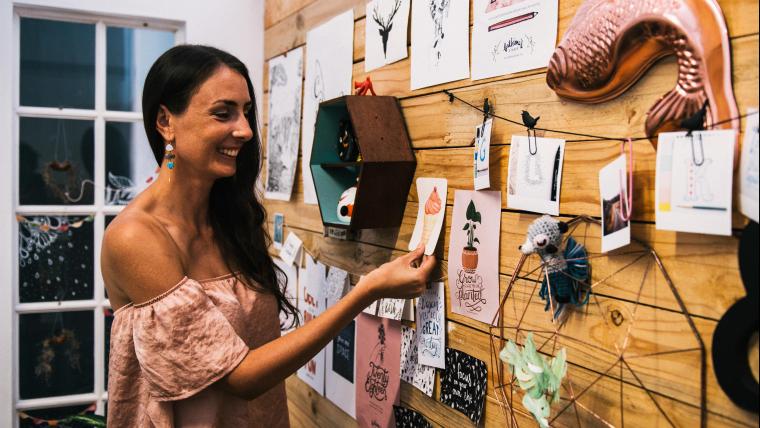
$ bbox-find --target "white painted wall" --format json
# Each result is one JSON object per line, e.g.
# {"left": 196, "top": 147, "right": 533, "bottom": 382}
{"left": 0, "top": 0, "right": 264, "bottom": 425}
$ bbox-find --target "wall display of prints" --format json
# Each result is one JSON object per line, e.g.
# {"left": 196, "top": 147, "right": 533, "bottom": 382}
{"left": 410, "top": 0, "right": 470, "bottom": 90}
{"left": 356, "top": 314, "right": 402, "bottom": 428}
{"left": 471, "top": 0, "right": 559, "bottom": 80}
{"left": 302, "top": 10, "right": 354, "bottom": 204}
{"left": 265, "top": 47, "right": 303, "bottom": 201}
{"left": 297, "top": 254, "right": 327, "bottom": 394}
{"left": 365, "top": 0, "right": 411, "bottom": 72}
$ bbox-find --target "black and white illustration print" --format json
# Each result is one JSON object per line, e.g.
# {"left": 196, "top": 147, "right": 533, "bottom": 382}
{"left": 265, "top": 47, "right": 303, "bottom": 201}
{"left": 393, "top": 406, "right": 433, "bottom": 428}
{"left": 365, "top": 0, "right": 411, "bottom": 71}
{"left": 399, "top": 326, "right": 435, "bottom": 397}
{"left": 410, "top": 0, "right": 469, "bottom": 90}
{"left": 439, "top": 348, "right": 487, "bottom": 425}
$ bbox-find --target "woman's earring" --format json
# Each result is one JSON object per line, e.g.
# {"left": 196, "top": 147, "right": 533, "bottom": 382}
{"left": 165, "top": 140, "right": 176, "bottom": 170}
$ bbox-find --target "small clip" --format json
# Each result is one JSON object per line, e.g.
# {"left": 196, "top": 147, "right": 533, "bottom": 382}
{"left": 445, "top": 90, "right": 455, "bottom": 103}
{"left": 521, "top": 110, "right": 540, "bottom": 155}
{"left": 680, "top": 102, "right": 708, "bottom": 167}
{"left": 482, "top": 98, "right": 492, "bottom": 125}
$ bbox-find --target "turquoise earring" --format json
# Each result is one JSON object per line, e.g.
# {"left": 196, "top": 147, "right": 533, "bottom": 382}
{"left": 165, "top": 140, "right": 176, "bottom": 170}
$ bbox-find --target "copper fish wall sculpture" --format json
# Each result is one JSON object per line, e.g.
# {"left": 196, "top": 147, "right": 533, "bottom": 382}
{"left": 546, "top": 0, "right": 739, "bottom": 157}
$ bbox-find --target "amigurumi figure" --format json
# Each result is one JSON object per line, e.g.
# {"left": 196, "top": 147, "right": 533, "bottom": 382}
{"left": 519, "top": 215, "right": 590, "bottom": 319}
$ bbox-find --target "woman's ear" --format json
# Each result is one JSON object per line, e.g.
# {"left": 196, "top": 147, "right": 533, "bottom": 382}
{"left": 156, "top": 105, "right": 174, "bottom": 142}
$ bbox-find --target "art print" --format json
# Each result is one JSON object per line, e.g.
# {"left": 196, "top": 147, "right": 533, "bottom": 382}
{"left": 265, "top": 47, "right": 303, "bottom": 201}
{"left": 656, "top": 130, "right": 734, "bottom": 236}
{"left": 410, "top": 0, "right": 470, "bottom": 90}
{"left": 377, "top": 298, "right": 405, "bottom": 320}
{"left": 447, "top": 190, "right": 501, "bottom": 324}
{"left": 416, "top": 282, "right": 445, "bottom": 368}
{"left": 356, "top": 314, "right": 401, "bottom": 428}
{"left": 399, "top": 326, "right": 435, "bottom": 397}
{"left": 599, "top": 155, "right": 631, "bottom": 252}
{"left": 302, "top": 10, "right": 354, "bottom": 204}
{"left": 471, "top": 0, "right": 559, "bottom": 80}
{"left": 475, "top": 119, "right": 493, "bottom": 190}
{"left": 739, "top": 108, "right": 759, "bottom": 222}
{"left": 297, "top": 254, "right": 326, "bottom": 394}
{"left": 507, "top": 135, "right": 565, "bottom": 215}
{"left": 408, "top": 178, "right": 447, "bottom": 255}
{"left": 439, "top": 348, "right": 488, "bottom": 425}
{"left": 365, "top": 0, "right": 411, "bottom": 72}
{"left": 326, "top": 319, "right": 356, "bottom": 417}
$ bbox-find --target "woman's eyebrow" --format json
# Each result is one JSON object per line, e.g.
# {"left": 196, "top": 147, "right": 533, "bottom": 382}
{"left": 212, "top": 99, "right": 253, "bottom": 108}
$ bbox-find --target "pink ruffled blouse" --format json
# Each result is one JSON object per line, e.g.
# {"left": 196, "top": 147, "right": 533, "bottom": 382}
{"left": 107, "top": 273, "right": 290, "bottom": 427}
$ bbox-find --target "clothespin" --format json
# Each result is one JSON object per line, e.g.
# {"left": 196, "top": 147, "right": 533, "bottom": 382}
{"left": 522, "top": 110, "right": 540, "bottom": 155}
{"left": 483, "top": 98, "right": 493, "bottom": 124}
{"left": 354, "top": 76, "right": 376, "bottom": 96}
{"left": 680, "top": 101, "right": 708, "bottom": 166}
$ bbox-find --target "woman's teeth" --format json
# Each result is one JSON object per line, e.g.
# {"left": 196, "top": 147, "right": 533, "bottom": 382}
{"left": 218, "top": 148, "right": 240, "bottom": 157}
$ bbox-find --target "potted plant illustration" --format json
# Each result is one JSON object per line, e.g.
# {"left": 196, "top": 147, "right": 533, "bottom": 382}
{"left": 462, "top": 199, "right": 481, "bottom": 272}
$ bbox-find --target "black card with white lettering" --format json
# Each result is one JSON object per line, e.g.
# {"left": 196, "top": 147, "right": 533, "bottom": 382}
{"left": 439, "top": 348, "right": 487, "bottom": 424}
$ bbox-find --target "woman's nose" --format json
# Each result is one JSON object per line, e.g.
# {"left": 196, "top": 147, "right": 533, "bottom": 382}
{"left": 233, "top": 113, "right": 254, "bottom": 141}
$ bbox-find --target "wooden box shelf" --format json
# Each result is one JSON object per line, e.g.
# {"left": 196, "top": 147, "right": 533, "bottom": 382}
{"left": 310, "top": 95, "right": 416, "bottom": 231}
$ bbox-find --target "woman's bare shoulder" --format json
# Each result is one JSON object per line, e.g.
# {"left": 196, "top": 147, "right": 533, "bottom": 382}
{"left": 101, "top": 209, "right": 186, "bottom": 306}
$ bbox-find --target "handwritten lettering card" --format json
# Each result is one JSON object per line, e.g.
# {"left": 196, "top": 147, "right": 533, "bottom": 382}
{"left": 377, "top": 298, "right": 405, "bottom": 320}
{"left": 416, "top": 282, "right": 445, "bottom": 368}
{"left": 273, "top": 257, "right": 299, "bottom": 333}
{"left": 471, "top": 0, "right": 559, "bottom": 80}
{"left": 297, "top": 254, "right": 326, "bottom": 394}
{"left": 408, "top": 178, "right": 448, "bottom": 255}
{"left": 393, "top": 406, "right": 432, "bottom": 428}
{"left": 326, "top": 320, "right": 356, "bottom": 417}
{"left": 439, "top": 348, "right": 488, "bottom": 425}
{"left": 399, "top": 325, "right": 435, "bottom": 397}
{"left": 356, "top": 314, "right": 401, "bottom": 428}
{"left": 656, "top": 130, "right": 734, "bottom": 236}
{"left": 447, "top": 190, "right": 501, "bottom": 324}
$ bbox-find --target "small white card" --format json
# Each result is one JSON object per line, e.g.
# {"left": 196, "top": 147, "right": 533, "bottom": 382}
{"left": 279, "top": 232, "right": 303, "bottom": 266}
{"left": 416, "top": 282, "right": 445, "bottom": 369}
{"left": 408, "top": 178, "right": 448, "bottom": 255}
{"left": 599, "top": 155, "right": 631, "bottom": 253}
{"left": 656, "top": 130, "right": 735, "bottom": 236}
{"left": 377, "top": 298, "right": 405, "bottom": 320}
{"left": 507, "top": 135, "right": 565, "bottom": 215}
{"left": 474, "top": 119, "right": 493, "bottom": 190}
{"left": 273, "top": 213, "right": 284, "bottom": 250}
{"left": 739, "top": 108, "right": 759, "bottom": 222}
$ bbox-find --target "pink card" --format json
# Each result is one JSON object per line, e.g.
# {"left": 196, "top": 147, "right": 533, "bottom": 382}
{"left": 446, "top": 190, "right": 501, "bottom": 324}
{"left": 355, "top": 313, "right": 402, "bottom": 428}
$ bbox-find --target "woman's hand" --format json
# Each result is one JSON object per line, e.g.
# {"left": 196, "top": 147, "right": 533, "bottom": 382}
{"left": 359, "top": 245, "right": 436, "bottom": 301}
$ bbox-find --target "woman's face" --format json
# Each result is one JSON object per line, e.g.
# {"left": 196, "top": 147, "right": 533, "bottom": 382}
{"left": 166, "top": 65, "right": 253, "bottom": 179}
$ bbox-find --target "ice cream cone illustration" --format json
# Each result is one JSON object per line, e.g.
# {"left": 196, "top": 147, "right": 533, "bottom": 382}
{"left": 421, "top": 186, "right": 442, "bottom": 246}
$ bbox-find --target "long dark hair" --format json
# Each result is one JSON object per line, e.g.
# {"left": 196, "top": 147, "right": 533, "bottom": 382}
{"left": 142, "top": 44, "right": 298, "bottom": 328}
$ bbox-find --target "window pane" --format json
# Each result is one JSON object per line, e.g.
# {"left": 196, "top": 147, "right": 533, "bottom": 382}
{"left": 18, "top": 216, "right": 94, "bottom": 303}
{"left": 19, "top": 117, "right": 95, "bottom": 205}
{"left": 20, "top": 18, "right": 95, "bottom": 109}
{"left": 19, "top": 311, "right": 95, "bottom": 399}
{"left": 107, "top": 26, "right": 174, "bottom": 111}
{"left": 105, "top": 122, "right": 158, "bottom": 205}
{"left": 19, "top": 403, "right": 100, "bottom": 427}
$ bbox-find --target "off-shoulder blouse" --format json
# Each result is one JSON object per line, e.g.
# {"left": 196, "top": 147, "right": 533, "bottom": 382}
{"left": 107, "top": 273, "right": 289, "bottom": 427}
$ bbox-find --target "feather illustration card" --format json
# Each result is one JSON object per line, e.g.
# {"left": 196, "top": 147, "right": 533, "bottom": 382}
{"left": 365, "top": 0, "right": 411, "bottom": 72}
{"left": 399, "top": 325, "right": 435, "bottom": 397}
{"left": 409, "top": 178, "right": 447, "bottom": 255}
{"left": 471, "top": 0, "right": 558, "bottom": 80}
{"left": 439, "top": 348, "right": 488, "bottom": 425}
{"left": 302, "top": 10, "right": 354, "bottom": 204}
{"left": 416, "top": 282, "right": 445, "bottom": 368}
{"left": 265, "top": 47, "right": 303, "bottom": 201}
{"left": 447, "top": 190, "right": 501, "bottom": 324}
{"left": 273, "top": 257, "right": 299, "bottom": 333}
{"left": 507, "top": 135, "right": 565, "bottom": 215}
{"left": 410, "top": 0, "right": 470, "bottom": 90}
{"left": 356, "top": 314, "right": 401, "bottom": 428}
{"left": 297, "top": 254, "right": 326, "bottom": 394}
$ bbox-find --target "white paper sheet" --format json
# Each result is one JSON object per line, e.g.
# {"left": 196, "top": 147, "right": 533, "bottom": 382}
{"left": 265, "top": 47, "right": 303, "bottom": 201}
{"left": 739, "top": 108, "right": 759, "bottom": 222}
{"left": 410, "top": 0, "right": 470, "bottom": 90}
{"left": 273, "top": 257, "right": 299, "bottom": 334}
{"left": 279, "top": 232, "right": 302, "bottom": 266}
{"left": 599, "top": 155, "right": 631, "bottom": 253}
{"left": 365, "top": 0, "right": 411, "bottom": 72}
{"left": 416, "top": 282, "right": 445, "bottom": 369}
{"left": 302, "top": 10, "right": 355, "bottom": 204}
{"left": 474, "top": 119, "right": 492, "bottom": 190}
{"left": 507, "top": 135, "right": 565, "bottom": 215}
{"left": 471, "top": 0, "right": 558, "bottom": 80}
{"left": 655, "top": 130, "right": 735, "bottom": 236}
{"left": 297, "top": 254, "right": 327, "bottom": 394}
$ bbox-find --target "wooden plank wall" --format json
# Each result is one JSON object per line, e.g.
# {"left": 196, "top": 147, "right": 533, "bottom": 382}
{"left": 262, "top": 1, "right": 759, "bottom": 426}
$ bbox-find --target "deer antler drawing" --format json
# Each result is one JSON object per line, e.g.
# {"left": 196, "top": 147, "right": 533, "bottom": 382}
{"left": 372, "top": 0, "right": 403, "bottom": 57}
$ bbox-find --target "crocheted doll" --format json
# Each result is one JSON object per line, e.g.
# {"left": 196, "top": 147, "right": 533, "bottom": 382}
{"left": 519, "top": 215, "right": 590, "bottom": 320}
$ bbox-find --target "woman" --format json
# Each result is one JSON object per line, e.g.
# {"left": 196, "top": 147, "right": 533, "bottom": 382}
{"left": 101, "top": 45, "right": 435, "bottom": 427}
